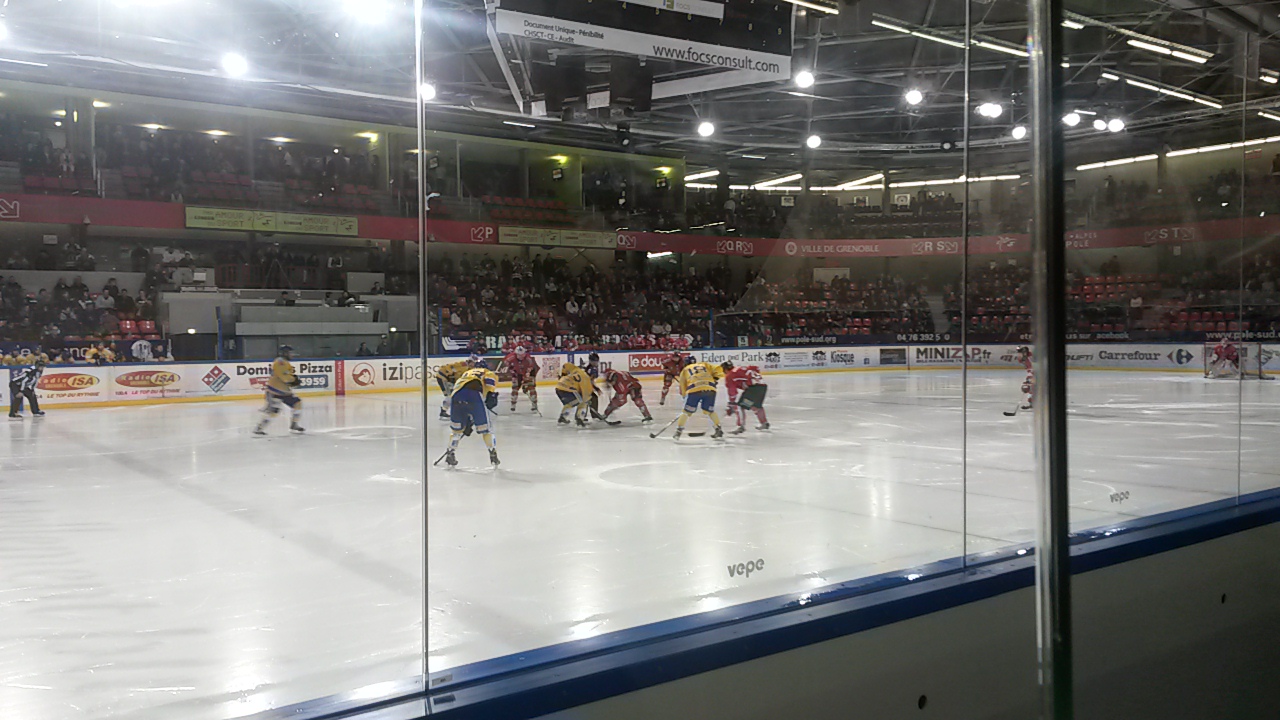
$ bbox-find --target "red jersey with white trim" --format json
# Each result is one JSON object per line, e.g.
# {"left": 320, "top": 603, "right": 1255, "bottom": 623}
{"left": 604, "top": 369, "right": 641, "bottom": 395}
{"left": 504, "top": 352, "right": 539, "bottom": 380}
{"left": 660, "top": 353, "right": 685, "bottom": 377}
{"left": 1213, "top": 343, "right": 1239, "bottom": 362}
{"left": 1020, "top": 351, "right": 1033, "bottom": 373}
{"left": 725, "top": 366, "right": 764, "bottom": 402}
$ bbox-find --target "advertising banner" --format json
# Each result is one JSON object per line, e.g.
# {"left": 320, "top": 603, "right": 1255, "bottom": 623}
{"left": 185, "top": 207, "right": 359, "bottom": 237}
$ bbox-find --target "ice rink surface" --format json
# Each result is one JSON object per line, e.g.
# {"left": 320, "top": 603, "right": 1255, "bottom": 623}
{"left": 1, "top": 368, "right": 1276, "bottom": 719}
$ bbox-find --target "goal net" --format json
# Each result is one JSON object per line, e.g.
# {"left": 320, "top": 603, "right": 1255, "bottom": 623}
{"left": 1203, "top": 341, "right": 1272, "bottom": 379}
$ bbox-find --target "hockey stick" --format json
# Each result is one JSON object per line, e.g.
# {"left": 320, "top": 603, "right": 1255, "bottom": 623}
{"left": 649, "top": 416, "right": 679, "bottom": 439}
{"left": 1003, "top": 401, "right": 1029, "bottom": 417}
{"left": 432, "top": 448, "right": 451, "bottom": 466}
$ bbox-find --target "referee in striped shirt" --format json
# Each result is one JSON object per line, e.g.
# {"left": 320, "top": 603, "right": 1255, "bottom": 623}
{"left": 10, "top": 359, "right": 46, "bottom": 419}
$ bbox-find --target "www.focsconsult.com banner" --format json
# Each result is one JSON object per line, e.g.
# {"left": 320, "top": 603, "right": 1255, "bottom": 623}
{"left": 492, "top": 9, "right": 790, "bottom": 77}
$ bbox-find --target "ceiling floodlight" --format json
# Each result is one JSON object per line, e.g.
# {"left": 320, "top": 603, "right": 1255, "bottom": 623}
{"left": 1063, "top": 112, "right": 1081, "bottom": 126}
{"left": 221, "top": 52, "right": 249, "bottom": 78}
{"left": 697, "top": 121, "right": 715, "bottom": 137}
{"left": 1011, "top": 125, "right": 1027, "bottom": 140}
{"left": 905, "top": 88, "right": 924, "bottom": 106}
{"left": 806, "top": 134, "right": 822, "bottom": 149}
{"left": 419, "top": 83, "right": 436, "bottom": 101}
{"left": 794, "top": 70, "right": 815, "bottom": 89}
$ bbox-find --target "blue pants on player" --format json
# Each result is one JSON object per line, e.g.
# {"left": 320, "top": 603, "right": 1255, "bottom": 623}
{"left": 683, "top": 390, "right": 716, "bottom": 413}
{"left": 450, "top": 388, "right": 492, "bottom": 435}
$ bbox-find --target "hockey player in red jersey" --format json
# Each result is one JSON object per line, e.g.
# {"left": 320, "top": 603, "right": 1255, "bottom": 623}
{"left": 1017, "top": 345, "right": 1034, "bottom": 410}
{"left": 503, "top": 345, "right": 540, "bottom": 412}
{"left": 724, "top": 362, "right": 769, "bottom": 433}
{"left": 658, "top": 350, "right": 686, "bottom": 405}
{"left": 1208, "top": 338, "right": 1240, "bottom": 377}
{"left": 600, "top": 367, "right": 654, "bottom": 423}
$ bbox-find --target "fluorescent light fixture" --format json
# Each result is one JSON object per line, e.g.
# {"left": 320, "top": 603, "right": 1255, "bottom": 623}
{"left": 92, "top": 100, "right": 111, "bottom": 109}
{"left": 685, "top": 183, "right": 718, "bottom": 189}
{"left": 355, "top": 132, "right": 379, "bottom": 142}
{"left": 1260, "top": 111, "right": 1280, "bottom": 123}
{"left": 889, "top": 174, "right": 1019, "bottom": 188}
{"left": 647, "top": 251, "right": 674, "bottom": 259}
{"left": 550, "top": 154, "right": 569, "bottom": 164}
{"left": 684, "top": 169, "right": 720, "bottom": 182}
{"left": 1101, "top": 72, "right": 1120, "bottom": 81}
{"left": 0, "top": 58, "right": 48, "bottom": 67}
{"left": 835, "top": 172, "right": 884, "bottom": 190}
{"left": 871, "top": 18, "right": 913, "bottom": 34}
{"left": 186, "top": 328, "right": 197, "bottom": 335}
{"left": 52, "top": 109, "right": 66, "bottom": 117}
{"left": 871, "top": 16, "right": 964, "bottom": 48}
{"left": 1166, "top": 136, "right": 1280, "bottom": 157}
{"left": 806, "top": 134, "right": 822, "bottom": 149}
{"left": 795, "top": 70, "right": 815, "bottom": 89}
{"left": 740, "top": 154, "right": 766, "bottom": 160}
{"left": 697, "top": 121, "right": 715, "bottom": 137}
{"left": 205, "top": 130, "right": 229, "bottom": 137}
{"left": 780, "top": 0, "right": 839, "bottom": 14}
{"left": 419, "top": 83, "right": 437, "bottom": 101}
{"left": 1062, "top": 19, "right": 1086, "bottom": 30}
{"left": 140, "top": 123, "right": 165, "bottom": 131}
{"left": 1122, "top": 75, "right": 1223, "bottom": 109}
{"left": 1125, "top": 39, "right": 1210, "bottom": 64}
{"left": 655, "top": 166, "right": 673, "bottom": 175}
{"left": 221, "top": 52, "right": 249, "bottom": 78}
{"left": 905, "top": 88, "right": 924, "bottom": 106}
{"left": 974, "top": 38, "right": 1028, "bottom": 58}
{"left": 268, "top": 136, "right": 293, "bottom": 143}
{"left": 1063, "top": 112, "right": 1081, "bottom": 126}
{"left": 1261, "top": 70, "right": 1279, "bottom": 85}
{"left": 503, "top": 120, "right": 536, "bottom": 128}
{"left": 754, "top": 173, "right": 803, "bottom": 188}
{"left": 728, "top": 184, "right": 751, "bottom": 190}
{"left": 1076, "top": 109, "right": 1097, "bottom": 115}
{"left": 1075, "top": 154, "right": 1158, "bottom": 171}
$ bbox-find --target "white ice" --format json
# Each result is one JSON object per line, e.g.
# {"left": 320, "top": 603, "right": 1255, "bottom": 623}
{"left": 1, "top": 369, "right": 1276, "bottom": 719}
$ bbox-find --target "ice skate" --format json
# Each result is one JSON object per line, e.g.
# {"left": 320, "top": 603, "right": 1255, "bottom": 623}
{"left": 290, "top": 423, "right": 305, "bottom": 433}
{"left": 252, "top": 426, "right": 267, "bottom": 436}
{"left": 444, "top": 450, "right": 458, "bottom": 467}
{"left": 712, "top": 427, "right": 724, "bottom": 440}
{"left": 8, "top": 413, "right": 21, "bottom": 420}
{"left": 672, "top": 427, "right": 682, "bottom": 440}
{"left": 489, "top": 449, "right": 500, "bottom": 466}
{"left": 32, "top": 410, "right": 45, "bottom": 417}
{"left": 641, "top": 415, "right": 654, "bottom": 423}
{"left": 558, "top": 416, "right": 570, "bottom": 425}
{"left": 731, "top": 426, "right": 745, "bottom": 435}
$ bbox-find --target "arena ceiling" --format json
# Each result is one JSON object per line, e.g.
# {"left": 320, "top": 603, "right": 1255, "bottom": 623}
{"left": 2, "top": 0, "right": 1280, "bottom": 179}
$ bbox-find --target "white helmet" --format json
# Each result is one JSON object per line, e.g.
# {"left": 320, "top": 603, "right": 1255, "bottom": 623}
{"left": 515, "top": 345, "right": 527, "bottom": 356}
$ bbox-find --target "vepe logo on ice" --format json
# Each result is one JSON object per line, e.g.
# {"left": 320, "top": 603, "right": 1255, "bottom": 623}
{"left": 38, "top": 373, "right": 99, "bottom": 392}
{"left": 1168, "top": 349, "right": 1195, "bottom": 365}
{"left": 202, "top": 366, "right": 230, "bottom": 392}
{"left": 352, "top": 362, "right": 376, "bottom": 387}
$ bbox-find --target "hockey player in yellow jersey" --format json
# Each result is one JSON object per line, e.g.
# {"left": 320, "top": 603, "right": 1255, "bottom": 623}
{"left": 674, "top": 360, "right": 728, "bottom": 440}
{"left": 253, "top": 345, "right": 304, "bottom": 435}
{"left": 435, "top": 354, "right": 477, "bottom": 419}
{"left": 555, "top": 362, "right": 595, "bottom": 427}
{"left": 444, "top": 361, "right": 501, "bottom": 467}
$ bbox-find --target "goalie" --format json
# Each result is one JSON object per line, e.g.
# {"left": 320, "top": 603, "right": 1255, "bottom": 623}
{"left": 725, "top": 363, "right": 769, "bottom": 433}
{"left": 1207, "top": 338, "right": 1240, "bottom": 378}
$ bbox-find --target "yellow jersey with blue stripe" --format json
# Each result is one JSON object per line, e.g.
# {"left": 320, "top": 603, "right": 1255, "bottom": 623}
{"left": 452, "top": 368, "right": 499, "bottom": 398}
{"left": 437, "top": 360, "right": 471, "bottom": 382}
{"left": 678, "top": 362, "right": 724, "bottom": 396}
{"left": 267, "top": 357, "right": 298, "bottom": 394}
{"left": 556, "top": 363, "right": 594, "bottom": 397}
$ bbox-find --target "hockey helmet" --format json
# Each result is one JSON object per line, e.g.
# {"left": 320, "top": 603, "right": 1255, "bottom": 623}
{"left": 514, "top": 345, "right": 527, "bottom": 356}
{"left": 279, "top": 345, "right": 295, "bottom": 359}
{"left": 588, "top": 352, "right": 600, "bottom": 363}
{"left": 721, "top": 360, "right": 735, "bottom": 372}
